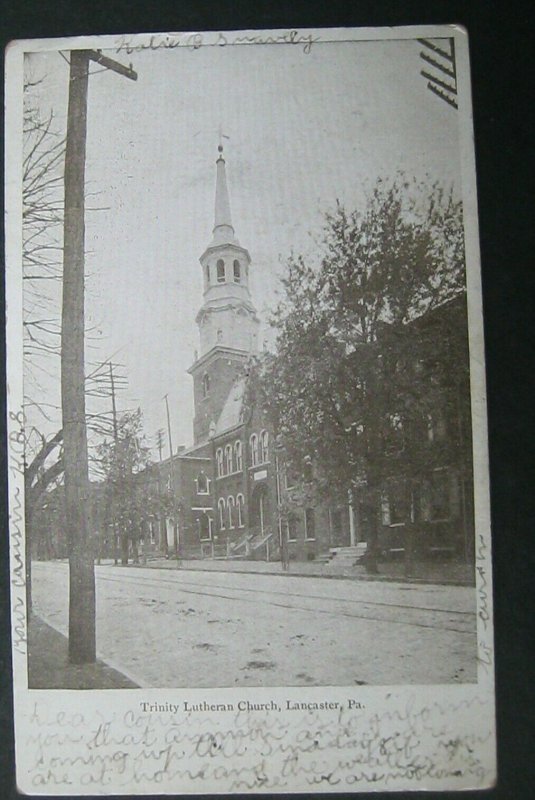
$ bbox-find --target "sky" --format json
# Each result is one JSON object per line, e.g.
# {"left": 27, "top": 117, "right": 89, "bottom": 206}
{"left": 23, "top": 35, "right": 462, "bottom": 461}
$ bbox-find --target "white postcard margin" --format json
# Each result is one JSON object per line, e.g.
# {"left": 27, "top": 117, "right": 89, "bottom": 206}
{"left": 5, "top": 25, "right": 496, "bottom": 795}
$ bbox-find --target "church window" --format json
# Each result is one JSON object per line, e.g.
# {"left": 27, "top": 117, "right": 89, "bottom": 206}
{"left": 218, "top": 498, "right": 226, "bottom": 529}
{"left": 216, "top": 448, "right": 224, "bottom": 478}
{"left": 303, "top": 455, "right": 313, "bottom": 482}
{"left": 260, "top": 430, "right": 269, "bottom": 463}
{"left": 233, "top": 259, "right": 241, "bottom": 283}
{"left": 225, "top": 444, "right": 233, "bottom": 474}
{"left": 198, "top": 513, "right": 211, "bottom": 541}
{"left": 227, "top": 496, "right": 235, "bottom": 528}
{"left": 236, "top": 494, "right": 245, "bottom": 527}
{"left": 216, "top": 259, "right": 225, "bottom": 282}
{"left": 196, "top": 472, "right": 210, "bottom": 494}
{"left": 205, "top": 264, "right": 210, "bottom": 285}
{"left": 234, "top": 440, "right": 243, "bottom": 471}
{"left": 250, "top": 433, "right": 259, "bottom": 466}
{"left": 202, "top": 373, "right": 210, "bottom": 398}
{"left": 217, "top": 329, "right": 223, "bottom": 343}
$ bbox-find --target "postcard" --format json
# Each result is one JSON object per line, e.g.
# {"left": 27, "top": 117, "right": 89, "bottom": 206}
{"left": 5, "top": 25, "right": 495, "bottom": 793}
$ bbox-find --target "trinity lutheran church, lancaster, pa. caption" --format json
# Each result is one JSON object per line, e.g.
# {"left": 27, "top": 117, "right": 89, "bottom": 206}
{"left": 34, "top": 145, "right": 475, "bottom": 573}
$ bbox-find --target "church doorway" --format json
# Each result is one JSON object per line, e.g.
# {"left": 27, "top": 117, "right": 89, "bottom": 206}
{"left": 250, "top": 484, "right": 268, "bottom": 536}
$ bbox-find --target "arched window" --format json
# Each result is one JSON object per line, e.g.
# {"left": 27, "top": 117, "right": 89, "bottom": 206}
{"left": 196, "top": 472, "right": 209, "bottom": 494}
{"left": 260, "top": 430, "right": 269, "bottom": 463}
{"left": 250, "top": 433, "right": 259, "bottom": 467}
{"left": 236, "top": 494, "right": 245, "bottom": 528}
{"left": 218, "top": 498, "right": 226, "bottom": 529}
{"left": 202, "top": 372, "right": 210, "bottom": 398}
{"left": 227, "top": 496, "right": 235, "bottom": 528}
{"left": 217, "top": 328, "right": 223, "bottom": 343}
{"left": 216, "top": 448, "right": 224, "bottom": 478}
{"left": 205, "top": 264, "right": 210, "bottom": 285}
{"left": 225, "top": 443, "right": 233, "bottom": 474}
{"left": 234, "top": 440, "right": 243, "bottom": 471}
{"left": 233, "top": 259, "right": 241, "bottom": 283}
{"left": 216, "top": 259, "right": 225, "bottom": 283}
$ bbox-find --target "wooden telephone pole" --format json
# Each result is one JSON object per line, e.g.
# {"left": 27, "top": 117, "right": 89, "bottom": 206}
{"left": 62, "top": 50, "right": 137, "bottom": 664}
{"left": 163, "top": 394, "right": 179, "bottom": 559}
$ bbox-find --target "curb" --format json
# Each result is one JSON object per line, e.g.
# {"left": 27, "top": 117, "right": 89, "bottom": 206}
{"left": 124, "top": 561, "right": 475, "bottom": 588}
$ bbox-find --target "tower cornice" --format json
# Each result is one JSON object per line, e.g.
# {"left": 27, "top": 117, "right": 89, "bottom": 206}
{"left": 199, "top": 241, "right": 251, "bottom": 265}
{"left": 187, "top": 344, "right": 251, "bottom": 375}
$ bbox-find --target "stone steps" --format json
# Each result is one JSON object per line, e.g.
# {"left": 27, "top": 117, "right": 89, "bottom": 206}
{"left": 327, "top": 543, "right": 368, "bottom": 566}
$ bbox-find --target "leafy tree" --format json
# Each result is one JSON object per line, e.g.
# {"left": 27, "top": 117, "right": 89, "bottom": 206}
{"left": 249, "top": 176, "right": 467, "bottom": 571}
{"left": 96, "top": 409, "right": 155, "bottom": 564}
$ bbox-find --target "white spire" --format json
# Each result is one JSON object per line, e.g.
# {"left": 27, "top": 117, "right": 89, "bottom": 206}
{"left": 211, "top": 145, "right": 238, "bottom": 245}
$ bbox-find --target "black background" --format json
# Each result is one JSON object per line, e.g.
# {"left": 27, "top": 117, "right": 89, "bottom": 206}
{"left": 1, "top": 1, "right": 533, "bottom": 799}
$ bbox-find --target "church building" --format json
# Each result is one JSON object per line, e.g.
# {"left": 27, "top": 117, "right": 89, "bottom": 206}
{"left": 152, "top": 144, "right": 349, "bottom": 562}
{"left": 142, "top": 146, "right": 474, "bottom": 568}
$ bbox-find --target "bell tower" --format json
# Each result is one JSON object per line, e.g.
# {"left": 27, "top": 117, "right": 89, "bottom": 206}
{"left": 188, "top": 145, "right": 260, "bottom": 445}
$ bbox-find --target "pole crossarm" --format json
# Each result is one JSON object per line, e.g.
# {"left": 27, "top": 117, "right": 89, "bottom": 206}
{"left": 88, "top": 50, "right": 138, "bottom": 81}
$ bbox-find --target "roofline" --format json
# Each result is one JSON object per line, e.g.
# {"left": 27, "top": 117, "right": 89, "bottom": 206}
{"left": 213, "top": 421, "right": 245, "bottom": 440}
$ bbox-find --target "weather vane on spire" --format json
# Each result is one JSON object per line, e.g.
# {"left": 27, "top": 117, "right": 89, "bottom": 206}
{"left": 218, "top": 124, "right": 230, "bottom": 153}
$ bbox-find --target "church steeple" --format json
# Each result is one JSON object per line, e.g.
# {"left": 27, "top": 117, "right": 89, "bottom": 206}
{"left": 212, "top": 145, "right": 237, "bottom": 246}
{"left": 194, "top": 145, "right": 260, "bottom": 358}
{"left": 188, "top": 145, "right": 261, "bottom": 445}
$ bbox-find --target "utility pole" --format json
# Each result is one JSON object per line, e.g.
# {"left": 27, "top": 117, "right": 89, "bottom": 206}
{"left": 109, "top": 362, "right": 119, "bottom": 440}
{"left": 61, "top": 49, "right": 137, "bottom": 664}
{"left": 163, "top": 395, "right": 179, "bottom": 559}
{"left": 156, "top": 428, "right": 165, "bottom": 462}
{"left": 155, "top": 428, "right": 168, "bottom": 557}
{"left": 109, "top": 361, "right": 120, "bottom": 565}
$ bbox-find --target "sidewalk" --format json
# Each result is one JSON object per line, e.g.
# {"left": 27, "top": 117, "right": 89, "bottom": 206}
{"left": 28, "top": 614, "right": 139, "bottom": 689}
{"left": 128, "top": 555, "right": 475, "bottom": 586}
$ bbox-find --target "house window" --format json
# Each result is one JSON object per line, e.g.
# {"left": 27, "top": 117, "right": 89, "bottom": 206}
{"left": 216, "top": 448, "right": 224, "bottom": 478}
{"left": 225, "top": 444, "right": 233, "bottom": 474}
{"left": 233, "top": 259, "right": 241, "bottom": 283}
{"left": 236, "top": 494, "right": 245, "bottom": 527}
{"left": 420, "top": 470, "right": 452, "bottom": 522}
{"left": 304, "top": 508, "right": 316, "bottom": 540}
{"left": 196, "top": 472, "right": 210, "bottom": 494}
{"left": 427, "top": 411, "right": 447, "bottom": 443}
{"left": 250, "top": 433, "right": 259, "bottom": 466}
{"left": 385, "top": 412, "right": 404, "bottom": 451}
{"left": 260, "top": 430, "right": 269, "bottom": 463}
{"left": 285, "top": 464, "right": 298, "bottom": 490}
{"left": 218, "top": 498, "right": 226, "bottom": 529}
{"left": 216, "top": 259, "right": 225, "bottom": 282}
{"left": 202, "top": 373, "right": 210, "bottom": 398}
{"left": 287, "top": 512, "right": 299, "bottom": 542}
{"left": 381, "top": 481, "right": 409, "bottom": 526}
{"left": 227, "top": 496, "right": 235, "bottom": 528}
{"left": 234, "top": 440, "right": 243, "bottom": 471}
